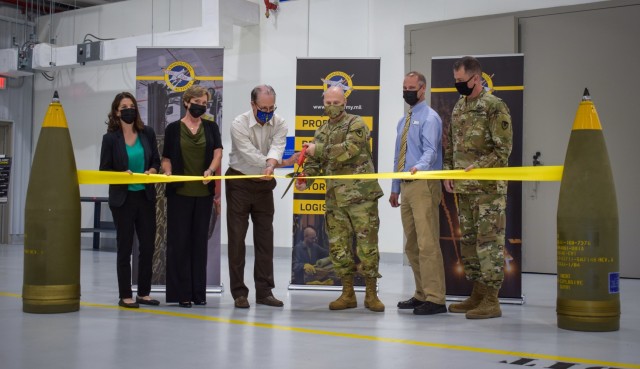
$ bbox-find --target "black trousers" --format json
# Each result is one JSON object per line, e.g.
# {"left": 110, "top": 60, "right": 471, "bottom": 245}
{"left": 225, "top": 168, "right": 277, "bottom": 300}
{"left": 166, "top": 193, "right": 214, "bottom": 303}
{"left": 110, "top": 190, "right": 156, "bottom": 299}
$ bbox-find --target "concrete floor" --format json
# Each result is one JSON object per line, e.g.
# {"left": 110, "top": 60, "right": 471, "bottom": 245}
{"left": 1, "top": 243, "right": 638, "bottom": 369}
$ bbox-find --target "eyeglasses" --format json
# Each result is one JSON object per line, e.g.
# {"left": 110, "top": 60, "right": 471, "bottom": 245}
{"left": 254, "top": 102, "right": 277, "bottom": 113}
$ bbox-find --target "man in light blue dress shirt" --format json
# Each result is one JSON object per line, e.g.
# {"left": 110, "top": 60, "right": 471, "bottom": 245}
{"left": 389, "top": 71, "right": 447, "bottom": 315}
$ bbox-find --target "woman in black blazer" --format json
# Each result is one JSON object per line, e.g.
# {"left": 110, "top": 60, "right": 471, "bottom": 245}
{"left": 100, "top": 92, "right": 161, "bottom": 308}
{"left": 162, "top": 85, "right": 223, "bottom": 308}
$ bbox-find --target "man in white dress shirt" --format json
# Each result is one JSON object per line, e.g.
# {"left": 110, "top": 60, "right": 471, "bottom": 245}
{"left": 225, "top": 85, "right": 298, "bottom": 308}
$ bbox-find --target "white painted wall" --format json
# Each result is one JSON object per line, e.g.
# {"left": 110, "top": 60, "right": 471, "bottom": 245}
{"left": 31, "top": 0, "right": 602, "bottom": 256}
{"left": 32, "top": 0, "right": 210, "bottom": 233}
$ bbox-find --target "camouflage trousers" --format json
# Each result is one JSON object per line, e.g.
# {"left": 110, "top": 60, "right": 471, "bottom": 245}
{"left": 325, "top": 200, "right": 381, "bottom": 279}
{"left": 457, "top": 193, "right": 506, "bottom": 289}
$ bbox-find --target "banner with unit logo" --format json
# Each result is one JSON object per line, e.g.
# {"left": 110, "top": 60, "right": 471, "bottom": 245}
{"left": 430, "top": 54, "right": 524, "bottom": 302}
{"left": 289, "top": 58, "right": 380, "bottom": 290}
{"left": 133, "top": 47, "right": 224, "bottom": 292}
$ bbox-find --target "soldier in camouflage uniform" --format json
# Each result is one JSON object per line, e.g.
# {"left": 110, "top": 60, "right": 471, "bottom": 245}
{"left": 443, "top": 56, "right": 512, "bottom": 319}
{"left": 296, "top": 86, "right": 385, "bottom": 312}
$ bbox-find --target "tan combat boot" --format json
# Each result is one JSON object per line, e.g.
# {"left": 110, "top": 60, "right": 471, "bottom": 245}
{"left": 364, "top": 277, "right": 385, "bottom": 312}
{"left": 448, "top": 281, "right": 486, "bottom": 313}
{"left": 465, "top": 286, "right": 502, "bottom": 319}
{"left": 329, "top": 275, "right": 357, "bottom": 310}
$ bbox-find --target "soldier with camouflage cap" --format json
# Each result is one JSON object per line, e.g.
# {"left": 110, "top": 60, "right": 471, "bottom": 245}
{"left": 443, "top": 56, "right": 513, "bottom": 319}
{"left": 296, "top": 86, "right": 385, "bottom": 312}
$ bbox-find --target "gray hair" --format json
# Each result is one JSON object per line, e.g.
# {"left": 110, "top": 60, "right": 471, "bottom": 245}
{"left": 405, "top": 71, "right": 426, "bottom": 87}
{"left": 251, "top": 85, "right": 276, "bottom": 102}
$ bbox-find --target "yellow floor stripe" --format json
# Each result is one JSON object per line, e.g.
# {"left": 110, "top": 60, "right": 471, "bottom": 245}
{"left": 1, "top": 292, "right": 637, "bottom": 368}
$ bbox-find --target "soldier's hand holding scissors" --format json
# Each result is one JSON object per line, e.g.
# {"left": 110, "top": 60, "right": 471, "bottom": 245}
{"left": 303, "top": 142, "right": 316, "bottom": 157}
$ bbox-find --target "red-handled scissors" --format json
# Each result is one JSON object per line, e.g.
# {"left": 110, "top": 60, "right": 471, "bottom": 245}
{"left": 280, "top": 147, "right": 306, "bottom": 199}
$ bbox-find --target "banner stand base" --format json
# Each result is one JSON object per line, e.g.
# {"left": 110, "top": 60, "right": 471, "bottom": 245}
{"left": 134, "top": 284, "right": 225, "bottom": 294}
{"left": 446, "top": 294, "right": 525, "bottom": 305}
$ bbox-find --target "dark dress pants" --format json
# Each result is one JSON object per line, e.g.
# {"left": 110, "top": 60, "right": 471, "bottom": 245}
{"left": 166, "top": 194, "right": 214, "bottom": 303}
{"left": 225, "top": 168, "right": 277, "bottom": 300}
{"left": 110, "top": 190, "right": 156, "bottom": 299}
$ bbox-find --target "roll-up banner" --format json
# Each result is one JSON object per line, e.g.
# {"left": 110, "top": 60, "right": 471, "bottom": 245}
{"left": 289, "top": 58, "right": 381, "bottom": 291}
{"left": 133, "top": 47, "right": 224, "bottom": 292}
{"left": 431, "top": 54, "right": 524, "bottom": 302}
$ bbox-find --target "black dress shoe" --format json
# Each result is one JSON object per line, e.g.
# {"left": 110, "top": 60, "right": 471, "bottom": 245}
{"left": 256, "top": 295, "right": 284, "bottom": 307}
{"left": 413, "top": 301, "right": 447, "bottom": 315}
{"left": 397, "top": 297, "right": 424, "bottom": 309}
{"left": 178, "top": 301, "right": 192, "bottom": 308}
{"left": 118, "top": 299, "right": 139, "bottom": 309}
{"left": 193, "top": 300, "right": 207, "bottom": 306}
{"left": 136, "top": 296, "right": 160, "bottom": 306}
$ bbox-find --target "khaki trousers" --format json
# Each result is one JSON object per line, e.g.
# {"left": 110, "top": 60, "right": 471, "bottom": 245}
{"left": 400, "top": 179, "right": 445, "bottom": 304}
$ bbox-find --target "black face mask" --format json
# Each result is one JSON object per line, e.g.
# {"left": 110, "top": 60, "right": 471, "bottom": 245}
{"left": 120, "top": 108, "right": 136, "bottom": 124}
{"left": 455, "top": 75, "right": 476, "bottom": 96}
{"left": 403, "top": 90, "right": 420, "bottom": 106}
{"left": 188, "top": 103, "right": 207, "bottom": 118}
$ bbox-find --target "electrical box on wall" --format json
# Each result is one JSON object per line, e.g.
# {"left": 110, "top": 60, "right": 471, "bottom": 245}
{"left": 17, "top": 49, "right": 33, "bottom": 73}
{"left": 77, "top": 41, "right": 103, "bottom": 64}
{"left": 0, "top": 48, "right": 33, "bottom": 77}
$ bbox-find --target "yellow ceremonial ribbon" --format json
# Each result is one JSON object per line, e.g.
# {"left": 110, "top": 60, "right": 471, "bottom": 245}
{"left": 77, "top": 166, "right": 563, "bottom": 185}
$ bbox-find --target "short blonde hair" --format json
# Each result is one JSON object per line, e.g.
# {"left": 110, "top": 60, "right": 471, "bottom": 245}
{"left": 182, "top": 85, "right": 211, "bottom": 108}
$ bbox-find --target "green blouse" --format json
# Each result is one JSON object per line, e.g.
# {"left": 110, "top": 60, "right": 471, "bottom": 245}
{"left": 176, "top": 123, "right": 210, "bottom": 197}
{"left": 126, "top": 136, "right": 145, "bottom": 192}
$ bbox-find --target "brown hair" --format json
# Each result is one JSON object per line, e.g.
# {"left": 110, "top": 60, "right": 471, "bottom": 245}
{"left": 182, "top": 85, "right": 211, "bottom": 108}
{"left": 106, "top": 92, "right": 144, "bottom": 133}
{"left": 453, "top": 56, "right": 482, "bottom": 76}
